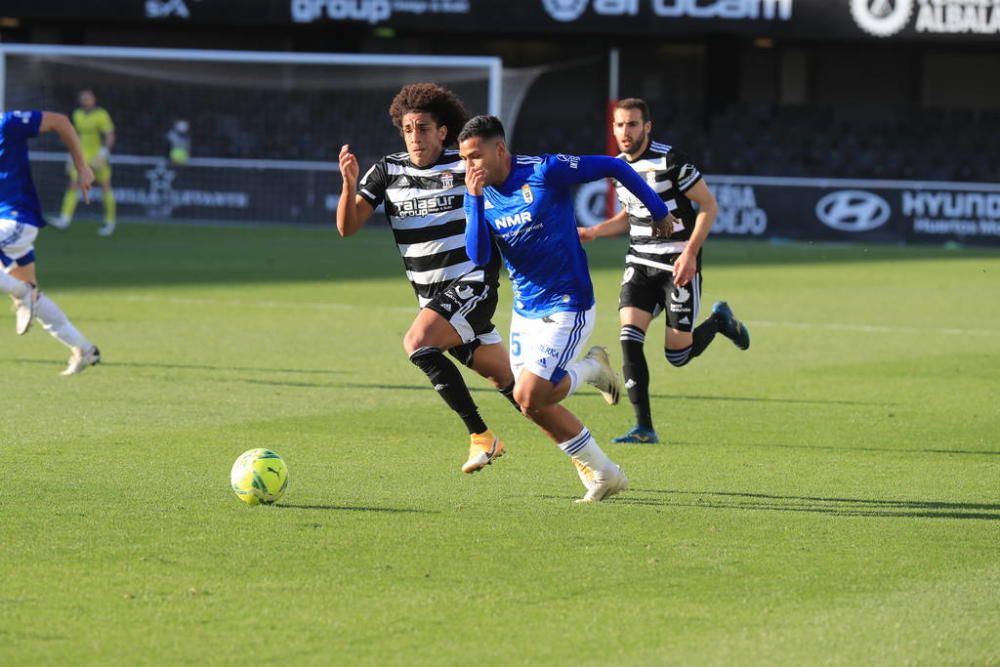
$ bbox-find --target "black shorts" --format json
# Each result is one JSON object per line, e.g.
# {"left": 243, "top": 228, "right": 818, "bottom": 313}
{"left": 618, "top": 261, "right": 702, "bottom": 333}
{"left": 425, "top": 280, "right": 502, "bottom": 347}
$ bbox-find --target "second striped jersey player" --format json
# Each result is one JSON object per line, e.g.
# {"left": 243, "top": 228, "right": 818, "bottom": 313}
{"left": 580, "top": 97, "right": 750, "bottom": 444}
{"left": 336, "top": 83, "right": 515, "bottom": 474}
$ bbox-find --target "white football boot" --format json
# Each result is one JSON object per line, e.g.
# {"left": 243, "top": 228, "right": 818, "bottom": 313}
{"left": 62, "top": 345, "right": 101, "bottom": 376}
{"left": 13, "top": 283, "right": 38, "bottom": 335}
{"left": 583, "top": 346, "right": 621, "bottom": 405}
{"left": 97, "top": 221, "right": 116, "bottom": 237}
{"left": 48, "top": 216, "right": 71, "bottom": 230}
{"left": 573, "top": 458, "right": 597, "bottom": 492}
{"left": 575, "top": 465, "right": 629, "bottom": 504}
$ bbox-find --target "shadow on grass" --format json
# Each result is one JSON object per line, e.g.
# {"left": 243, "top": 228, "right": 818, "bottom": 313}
{"left": 648, "top": 393, "right": 885, "bottom": 406}
{"left": 8, "top": 358, "right": 991, "bottom": 458}
{"left": 278, "top": 503, "right": 437, "bottom": 514}
{"left": 669, "top": 439, "right": 1000, "bottom": 457}
{"left": 187, "top": 374, "right": 889, "bottom": 408}
{"left": 10, "top": 358, "right": 346, "bottom": 375}
{"left": 231, "top": 379, "right": 893, "bottom": 411}
{"left": 615, "top": 488, "right": 1000, "bottom": 521}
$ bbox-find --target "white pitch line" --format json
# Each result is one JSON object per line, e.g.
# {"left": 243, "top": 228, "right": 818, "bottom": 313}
{"left": 121, "top": 294, "right": 417, "bottom": 314}
{"left": 745, "top": 320, "right": 1000, "bottom": 337}
{"left": 118, "top": 294, "right": 1000, "bottom": 338}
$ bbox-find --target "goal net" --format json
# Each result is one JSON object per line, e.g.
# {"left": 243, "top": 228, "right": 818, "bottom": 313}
{"left": 0, "top": 45, "right": 501, "bottom": 227}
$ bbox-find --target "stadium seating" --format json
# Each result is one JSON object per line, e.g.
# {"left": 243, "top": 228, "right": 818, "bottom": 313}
{"left": 26, "top": 78, "right": 1000, "bottom": 182}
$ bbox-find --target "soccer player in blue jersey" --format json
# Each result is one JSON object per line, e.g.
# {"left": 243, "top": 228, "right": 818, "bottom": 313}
{"left": 459, "top": 115, "right": 675, "bottom": 502}
{"left": 0, "top": 110, "right": 101, "bottom": 375}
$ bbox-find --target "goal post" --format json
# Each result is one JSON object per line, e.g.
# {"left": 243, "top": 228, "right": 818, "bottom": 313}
{"left": 0, "top": 44, "right": 502, "bottom": 227}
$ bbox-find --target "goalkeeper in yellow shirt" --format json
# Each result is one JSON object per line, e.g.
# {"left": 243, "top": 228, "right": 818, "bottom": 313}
{"left": 52, "top": 89, "right": 117, "bottom": 236}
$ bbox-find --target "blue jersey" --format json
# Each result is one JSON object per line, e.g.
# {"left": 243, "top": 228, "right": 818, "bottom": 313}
{"left": 0, "top": 111, "right": 45, "bottom": 228}
{"left": 466, "top": 153, "right": 670, "bottom": 318}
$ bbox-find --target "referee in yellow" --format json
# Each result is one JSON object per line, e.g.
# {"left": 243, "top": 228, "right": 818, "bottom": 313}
{"left": 53, "top": 89, "right": 116, "bottom": 236}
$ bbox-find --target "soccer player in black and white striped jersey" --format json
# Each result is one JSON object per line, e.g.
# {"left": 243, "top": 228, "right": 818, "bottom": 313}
{"left": 337, "top": 84, "right": 513, "bottom": 473}
{"left": 579, "top": 98, "right": 750, "bottom": 444}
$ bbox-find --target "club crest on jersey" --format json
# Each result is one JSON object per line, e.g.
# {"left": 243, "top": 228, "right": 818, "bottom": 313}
{"left": 646, "top": 170, "right": 657, "bottom": 185}
{"left": 440, "top": 171, "right": 454, "bottom": 189}
{"left": 521, "top": 184, "right": 534, "bottom": 204}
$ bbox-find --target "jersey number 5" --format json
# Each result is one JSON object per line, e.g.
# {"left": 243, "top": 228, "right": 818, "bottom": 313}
{"left": 510, "top": 332, "right": 522, "bottom": 357}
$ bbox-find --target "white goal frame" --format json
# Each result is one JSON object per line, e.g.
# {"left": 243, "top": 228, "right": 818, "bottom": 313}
{"left": 0, "top": 44, "right": 502, "bottom": 225}
{"left": 0, "top": 43, "right": 503, "bottom": 120}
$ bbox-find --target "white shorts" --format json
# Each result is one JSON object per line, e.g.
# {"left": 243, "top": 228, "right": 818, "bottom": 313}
{"left": 509, "top": 306, "right": 596, "bottom": 384}
{"left": 0, "top": 219, "right": 39, "bottom": 269}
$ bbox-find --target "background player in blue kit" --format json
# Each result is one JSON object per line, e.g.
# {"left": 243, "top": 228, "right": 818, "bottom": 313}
{"left": 0, "top": 110, "right": 101, "bottom": 375}
{"left": 460, "top": 115, "right": 676, "bottom": 502}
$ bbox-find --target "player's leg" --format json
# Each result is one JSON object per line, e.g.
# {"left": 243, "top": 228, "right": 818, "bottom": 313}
{"left": 710, "top": 299, "right": 751, "bottom": 351}
{"left": 442, "top": 283, "right": 519, "bottom": 411}
{"left": 513, "top": 371, "right": 585, "bottom": 439}
{"left": 8, "top": 259, "right": 100, "bottom": 375}
{"left": 404, "top": 307, "right": 487, "bottom": 434}
{"left": 510, "top": 308, "right": 627, "bottom": 502}
{"left": 404, "top": 291, "right": 504, "bottom": 473}
{"left": 613, "top": 264, "right": 660, "bottom": 444}
{"left": 0, "top": 260, "right": 32, "bottom": 300}
{"left": 2, "top": 223, "right": 99, "bottom": 372}
{"left": 54, "top": 171, "right": 80, "bottom": 229}
{"left": 510, "top": 308, "right": 619, "bottom": 407}
{"left": 664, "top": 271, "right": 749, "bottom": 367}
{"left": 462, "top": 336, "right": 519, "bottom": 409}
{"left": 447, "top": 337, "right": 518, "bottom": 411}
{"left": 0, "top": 220, "right": 40, "bottom": 334}
{"left": 515, "top": 372, "right": 629, "bottom": 504}
{"left": 97, "top": 167, "right": 116, "bottom": 237}
{"left": 446, "top": 336, "right": 520, "bottom": 473}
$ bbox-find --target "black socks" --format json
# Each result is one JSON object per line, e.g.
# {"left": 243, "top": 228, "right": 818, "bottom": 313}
{"left": 666, "top": 315, "right": 720, "bottom": 367}
{"left": 409, "top": 347, "right": 487, "bottom": 435}
{"left": 620, "top": 325, "right": 653, "bottom": 429}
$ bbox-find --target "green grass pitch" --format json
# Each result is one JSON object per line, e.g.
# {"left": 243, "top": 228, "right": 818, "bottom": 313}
{"left": 2, "top": 222, "right": 998, "bottom": 666}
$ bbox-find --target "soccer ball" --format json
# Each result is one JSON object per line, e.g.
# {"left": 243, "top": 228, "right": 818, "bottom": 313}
{"left": 230, "top": 448, "right": 289, "bottom": 505}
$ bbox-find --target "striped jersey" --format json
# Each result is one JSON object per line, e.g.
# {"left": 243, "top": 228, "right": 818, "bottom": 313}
{"left": 615, "top": 139, "right": 703, "bottom": 271}
{"left": 358, "top": 149, "right": 500, "bottom": 307}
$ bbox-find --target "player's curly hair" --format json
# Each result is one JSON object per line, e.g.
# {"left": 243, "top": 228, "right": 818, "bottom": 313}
{"left": 389, "top": 83, "right": 469, "bottom": 147}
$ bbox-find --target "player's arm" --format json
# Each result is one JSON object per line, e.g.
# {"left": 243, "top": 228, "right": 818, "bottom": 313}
{"left": 578, "top": 208, "right": 629, "bottom": 243}
{"left": 40, "top": 112, "right": 93, "bottom": 202}
{"left": 336, "top": 144, "right": 375, "bottom": 237}
{"left": 463, "top": 165, "right": 493, "bottom": 267}
{"left": 99, "top": 111, "right": 115, "bottom": 158}
{"left": 102, "top": 130, "right": 115, "bottom": 154}
{"left": 546, "top": 155, "right": 674, "bottom": 236}
{"left": 672, "top": 179, "right": 718, "bottom": 288}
